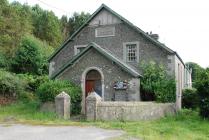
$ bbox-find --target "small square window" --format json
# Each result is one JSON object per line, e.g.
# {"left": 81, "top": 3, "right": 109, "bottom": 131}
{"left": 123, "top": 42, "right": 139, "bottom": 62}
{"left": 126, "top": 44, "right": 137, "bottom": 62}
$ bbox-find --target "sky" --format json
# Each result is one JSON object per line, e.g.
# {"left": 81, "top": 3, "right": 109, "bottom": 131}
{"left": 9, "top": 0, "right": 209, "bottom": 68}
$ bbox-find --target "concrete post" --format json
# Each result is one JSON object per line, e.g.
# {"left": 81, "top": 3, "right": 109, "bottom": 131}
{"left": 86, "top": 92, "right": 102, "bottom": 121}
{"left": 55, "top": 91, "right": 71, "bottom": 119}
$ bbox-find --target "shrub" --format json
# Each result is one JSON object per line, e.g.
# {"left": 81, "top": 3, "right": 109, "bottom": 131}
{"left": 36, "top": 80, "right": 81, "bottom": 114}
{"left": 196, "top": 71, "right": 209, "bottom": 119}
{"left": 17, "top": 74, "right": 49, "bottom": 92}
{"left": 0, "top": 53, "right": 9, "bottom": 68}
{"left": 0, "top": 69, "right": 26, "bottom": 97}
{"left": 154, "top": 78, "right": 176, "bottom": 103}
{"left": 19, "top": 91, "right": 38, "bottom": 103}
{"left": 140, "top": 61, "right": 176, "bottom": 102}
{"left": 182, "top": 88, "right": 199, "bottom": 109}
{"left": 11, "top": 35, "right": 54, "bottom": 75}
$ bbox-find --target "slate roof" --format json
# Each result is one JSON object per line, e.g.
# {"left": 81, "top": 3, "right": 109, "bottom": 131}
{"left": 48, "top": 4, "right": 184, "bottom": 65}
{"left": 51, "top": 42, "right": 142, "bottom": 79}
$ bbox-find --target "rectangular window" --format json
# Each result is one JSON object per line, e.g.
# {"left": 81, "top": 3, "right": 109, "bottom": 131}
{"left": 126, "top": 44, "right": 137, "bottom": 62}
{"left": 123, "top": 42, "right": 139, "bottom": 62}
{"left": 95, "top": 26, "right": 115, "bottom": 37}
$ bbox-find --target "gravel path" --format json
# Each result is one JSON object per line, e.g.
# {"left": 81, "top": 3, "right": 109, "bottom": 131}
{"left": 0, "top": 124, "right": 124, "bottom": 140}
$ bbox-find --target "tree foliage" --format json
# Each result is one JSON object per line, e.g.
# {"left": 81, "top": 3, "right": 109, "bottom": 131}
{"left": 0, "top": 69, "right": 26, "bottom": 97}
{"left": 32, "top": 5, "right": 62, "bottom": 47}
{"left": 196, "top": 70, "right": 209, "bottom": 119}
{"left": 11, "top": 35, "right": 53, "bottom": 75}
{"left": 0, "top": 0, "right": 32, "bottom": 56}
{"left": 186, "top": 62, "right": 205, "bottom": 88}
{"left": 67, "top": 12, "right": 91, "bottom": 36}
{"left": 140, "top": 61, "right": 176, "bottom": 102}
{"left": 36, "top": 80, "right": 81, "bottom": 114}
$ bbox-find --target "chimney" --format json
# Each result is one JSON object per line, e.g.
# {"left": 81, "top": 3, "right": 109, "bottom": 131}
{"left": 148, "top": 31, "right": 159, "bottom": 40}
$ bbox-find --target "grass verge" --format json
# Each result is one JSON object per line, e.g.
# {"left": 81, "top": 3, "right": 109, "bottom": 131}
{"left": 0, "top": 102, "right": 209, "bottom": 140}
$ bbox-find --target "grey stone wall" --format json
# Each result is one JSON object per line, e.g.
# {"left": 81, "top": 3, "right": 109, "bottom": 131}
{"left": 58, "top": 49, "right": 140, "bottom": 101}
{"left": 86, "top": 93, "right": 176, "bottom": 121}
{"left": 97, "top": 102, "right": 176, "bottom": 121}
{"left": 50, "top": 22, "right": 171, "bottom": 76}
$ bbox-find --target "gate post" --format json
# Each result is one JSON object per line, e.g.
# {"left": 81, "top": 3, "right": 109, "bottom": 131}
{"left": 55, "top": 91, "right": 71, "bottom": 119}
{"left": 86, "top": 92, "right": 101, "bottom": 121}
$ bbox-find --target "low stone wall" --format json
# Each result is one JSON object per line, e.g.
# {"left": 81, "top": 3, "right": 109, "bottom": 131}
{"left": 97, "top": 102, "right": 176, "bottom": 121}
{"left": 86, "top": 92, "right": 176, "bottom": 121}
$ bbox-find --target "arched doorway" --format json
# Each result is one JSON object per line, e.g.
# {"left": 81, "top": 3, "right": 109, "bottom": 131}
{"left": 85, "top": 69, "right": 102, "bottom": 97}
{"left": 81, "top": 67, "right": 104, "bottom": 114}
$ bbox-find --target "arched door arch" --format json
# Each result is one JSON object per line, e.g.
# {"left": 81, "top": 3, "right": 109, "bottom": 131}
{"left": 85, "top": 69, "right": 102, "bottom": 97}
{"left": 81, "top": 67, "right": 104, "bottom": 114}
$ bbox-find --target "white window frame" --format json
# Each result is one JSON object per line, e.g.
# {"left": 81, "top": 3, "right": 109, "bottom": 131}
{"left": 74, "top": 45, "right": 87, "bottom": 55}
{"left": 95, "top": 26, "right": 115, "bottom": 38}
{"left": 123, "top": 41, "right": 139, "bottom": 63}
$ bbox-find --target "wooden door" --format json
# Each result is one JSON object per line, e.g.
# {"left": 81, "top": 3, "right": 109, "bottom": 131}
{"left": 85, "top": 80, "right": 95, "bottom": 97}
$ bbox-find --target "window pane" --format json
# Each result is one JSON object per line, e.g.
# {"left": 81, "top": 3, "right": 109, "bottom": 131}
{"left": 126, "top": 44, "right": 137, "bottom": 62}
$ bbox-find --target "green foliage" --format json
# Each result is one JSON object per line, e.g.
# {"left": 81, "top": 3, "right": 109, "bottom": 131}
{"left": 0, "top": 1, "right": 33, "bottom": 56}
{"left": 140, "top": 61, "right": 176, "bottom": 102}
{"left": 17, "top": 74, "right": 49, "bottom": 92}
{"left": 0, "top": 69, "right": 26, "bottom": 97}
{"left": 182, "top": 88, "right": 199, "bottom": 109}
{"left": 186, "top": 62, "right": 205, "bottom": 88}
{"left": 0, "top": 52, "right": 8, "bottom": 68}
{"left": 154, "top": 78, "right": 176, "bottom": 103}
{"left": 19, "top": 91, "right": 38, "bottom": 103}
{"left": 32, "top": 5, "right": 62, "bottom": 48}
{"left": 36, "top": 80, "right": 81, "bottom": 114}
{"left": 196, "top": 71, "right": 209, "bottom": 119}
{"left": 12, "top": 35, "right": 53, "bottom": 75}
{"left": 68, "top": 12, "right": 91, "bottom": 36}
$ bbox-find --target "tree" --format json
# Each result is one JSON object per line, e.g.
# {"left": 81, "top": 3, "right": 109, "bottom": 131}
{"left": 68, "top": 12, "right": 90, "bottom": 36}
{"left": 140, "top": 61, "right": 176, "bottom": 102}
{"left": 185, "top": 62, "right": 205, "bottom": 88}
{"left": 196, "top": 70, "right": 209, "bottom": 119}
{"left": 60, "top": 15, "right": 69, "bottom": 41}
{"left": 11, "top": 35, "right": 53, "bottom": 75}
{"left": 0, "top": 0, "right": 33, "bottom": 56}
{"left": 32, "top": 5, "right": 62, "bottom": 48}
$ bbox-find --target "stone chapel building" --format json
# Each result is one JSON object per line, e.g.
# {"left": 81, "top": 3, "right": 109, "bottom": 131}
{"left": 48, "top": 4, "right": 192, "bottom": 113}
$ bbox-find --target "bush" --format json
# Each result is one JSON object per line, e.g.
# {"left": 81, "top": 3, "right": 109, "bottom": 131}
{"left": 11, "top": 35, "right": 54, "bottom": 75}
{"left": 36, "top": 80, "right": 81, "bottom": 114}
{"left": 182, "top": 88, "right": 199, "bottom": 109}
{"left": 154, "top": 78, "right": 176, "bottom": 103}
{"left": 0, "top": 69, "right": 26, "bottom": 97}
{"left": 19, "top": 91, "right": 38, "bottom": 103}
{"left": 140, "top": 61, "right": 176, "bottom": 102}
{"left": 196, "top": 71, "right": 209, "bottom": 119}
{"left": 0, "top": 53, "right": 9, "bottom": 68}
{"left": 17, "top": 74, "right": 49, "bottom": 92}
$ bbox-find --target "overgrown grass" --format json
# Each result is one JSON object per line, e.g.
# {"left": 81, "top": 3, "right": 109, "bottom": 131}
{"left": 0, "top": 102, "right": 209, "bottom": 140}
{"left": 90, "top": 110, "right": 209, "bottom": 140}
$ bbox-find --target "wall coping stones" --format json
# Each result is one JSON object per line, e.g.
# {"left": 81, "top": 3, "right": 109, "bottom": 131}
{"left": 55, "top": 91, "right": 70, "bottom": 99}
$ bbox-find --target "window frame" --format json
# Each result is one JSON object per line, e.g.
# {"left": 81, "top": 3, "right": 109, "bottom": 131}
{"left": 123, "top": 41, "right": 139, "bottom": 63}
{"left": 74, "top": 45, "right": 87, "bottom": 55}
{"left": 95, "top": 26, "right": 115, "bottom": 38}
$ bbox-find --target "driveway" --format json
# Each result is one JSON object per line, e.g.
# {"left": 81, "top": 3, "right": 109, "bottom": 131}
{"left": 0, "top": 124, "right": 124, "bottom": 140}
